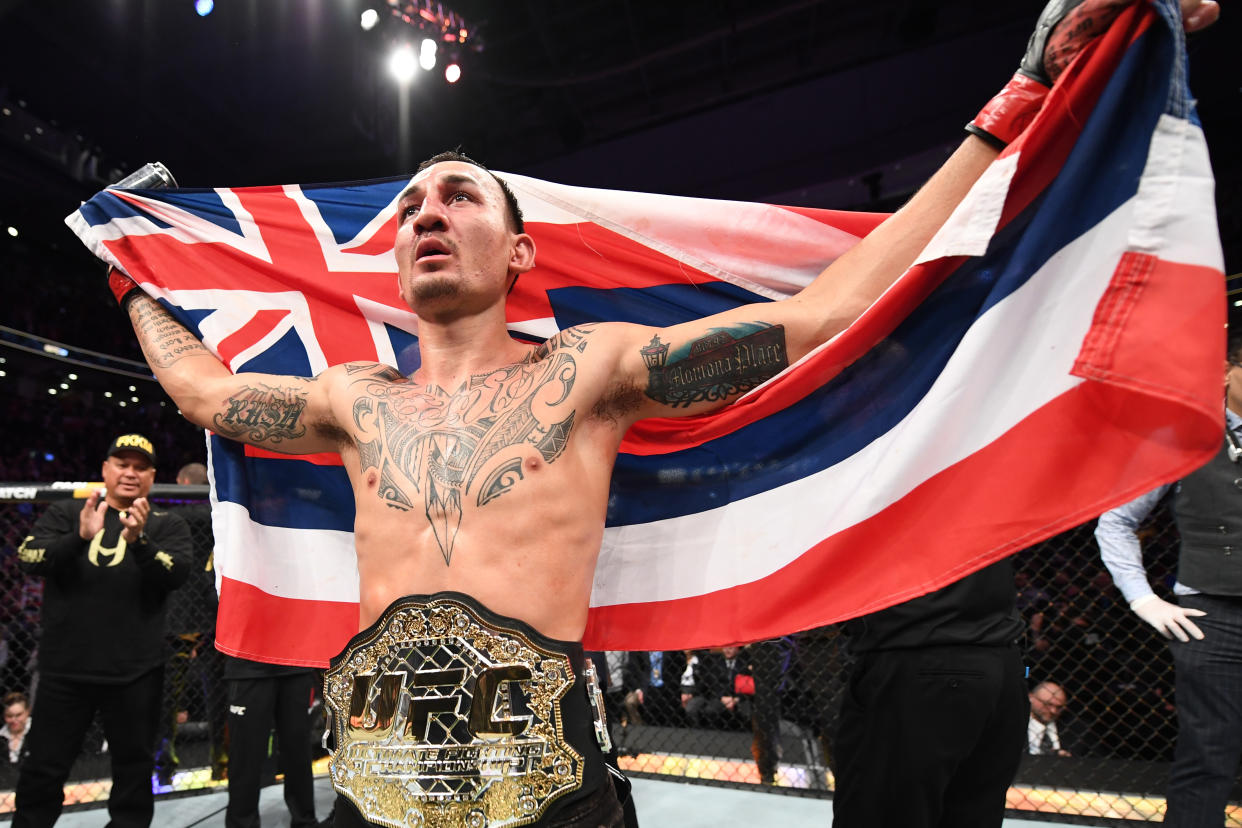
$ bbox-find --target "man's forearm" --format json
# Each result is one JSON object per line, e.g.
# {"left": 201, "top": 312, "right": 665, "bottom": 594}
{"left": 796, "top": 136, "right": 1000, "bottom": 327}
{"left": 125, "top": 292, "right": 232, "bottom": 417}
{"left": 127, "top": 293, "right": 215, "bottom": 369}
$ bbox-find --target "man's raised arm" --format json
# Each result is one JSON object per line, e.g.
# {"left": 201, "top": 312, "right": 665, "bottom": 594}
{"left": 604, "top": 0, "right": 1218, "bottom": 423}
{"left": 113, "top": 271, "right": 345, "bottom": 455}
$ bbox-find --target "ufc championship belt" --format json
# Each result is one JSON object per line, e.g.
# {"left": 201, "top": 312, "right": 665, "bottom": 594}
{"left": 324, "top": 593, "right": 608, "bottom": 828}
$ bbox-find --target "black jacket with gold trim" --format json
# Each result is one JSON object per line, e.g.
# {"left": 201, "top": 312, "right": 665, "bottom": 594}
{"left": 18, "top": 498, "right": 192, "bottom": 683}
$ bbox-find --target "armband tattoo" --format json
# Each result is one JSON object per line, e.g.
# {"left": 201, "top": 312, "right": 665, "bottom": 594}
{"left": 642, "top": 322, "right": 788, "bottom": 408}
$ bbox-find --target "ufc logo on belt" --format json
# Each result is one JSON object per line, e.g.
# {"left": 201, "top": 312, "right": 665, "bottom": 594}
{"left": 348, "top": 663, "right": 534, "bottom": 742}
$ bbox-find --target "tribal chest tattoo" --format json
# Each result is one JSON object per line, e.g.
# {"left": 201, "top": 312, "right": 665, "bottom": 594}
{"left": 351, "top": 328, "right": 591, "bottom": 565}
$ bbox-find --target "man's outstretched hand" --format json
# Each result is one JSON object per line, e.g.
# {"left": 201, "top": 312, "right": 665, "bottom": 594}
{"left": 1042, "top": 0, "right": 1219, "bottom": 84}
{"left": 967, "top": 0, "right": 1219, "bottom": 149}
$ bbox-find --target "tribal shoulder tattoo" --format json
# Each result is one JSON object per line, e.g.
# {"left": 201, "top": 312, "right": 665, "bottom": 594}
{"left": 351, "top": 326, "right": 595, "bottom": 565}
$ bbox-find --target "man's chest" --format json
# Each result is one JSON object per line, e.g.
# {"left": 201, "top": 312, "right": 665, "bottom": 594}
{"left": 346, "top": 354, "right": 603, "bottom": 562}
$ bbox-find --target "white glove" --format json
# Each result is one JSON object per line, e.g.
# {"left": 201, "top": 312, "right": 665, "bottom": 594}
{"left": 1130, "top": 594, "right": 1206, "bottom": 642}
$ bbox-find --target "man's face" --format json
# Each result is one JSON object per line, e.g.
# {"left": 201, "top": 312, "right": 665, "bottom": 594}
{"left": 722, "top": 646, "right": 741, "bottom": 659}
{"left": 4, "top": 701, "right": 28, "bottom": 734}
{"left": 101, "top": 451, "right": 155, "bottom": 504}
{"left": 393, "top": 161, "right": 533, "bottom": 319}
{"left": 1226, "top": 359, "right": 1242, "bottom": 415}
{"left": 1029, "top": 685, "right": 1067, "bottom": 724}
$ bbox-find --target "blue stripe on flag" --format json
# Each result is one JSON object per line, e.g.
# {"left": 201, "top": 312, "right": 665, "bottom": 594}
{"left": 77, "top": 191, "right": 174, "bottom": 230}
{"left": 211, "top": 436, "right": 355, "bottom": 531}
{"left": 236, "top": 326, "right": 316, "bottom": 377}
{"left": 548, "top": 281, "right": 772, "bottom": 330}
{"left": 134, "top": 190, "right": 244, "bottom": 236}
{"left": 301, "top": 177, "right": 409, "bottom": 245}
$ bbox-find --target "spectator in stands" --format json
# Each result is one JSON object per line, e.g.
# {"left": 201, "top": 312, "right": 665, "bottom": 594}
{"left": 5, "top": 691, "right": 31, "bottom": 766}
{"left": 680, "top": 646, "right": 754, "bottom": 730}
{"left": 12, "top": 433, "right": 191, "bottom": 828}
{"left": 1095, "top": 334, "right": 1242, "bottom": 828}
{"left": 155, "top": 461, "right": 228, "bottom": 785}
{"left": 832, "top": 560, "right": 1027, "bottom": 826}
{"left": 1027, "top": 681, "right": 1072, "bottom": 756}
{"left": 623, "top": 650, "right": 687, "bottom": 729}
{"left": 683, "top": 645, "right": 755, "bottom": 731}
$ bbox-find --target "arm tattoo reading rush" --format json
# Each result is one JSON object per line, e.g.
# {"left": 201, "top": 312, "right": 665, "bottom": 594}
{"left": 642, "top": 322, "right": 788, "bottom": 408}
{"left": 213, "top": 382, "right": 310, "bottom": 444}
{"left": 130, "top": 298, "right": 212, "bottom": 368}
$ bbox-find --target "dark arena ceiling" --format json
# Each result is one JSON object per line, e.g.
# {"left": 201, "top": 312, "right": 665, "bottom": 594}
{"left": 0, "top": 0, "right": 1238, "bottom": 266}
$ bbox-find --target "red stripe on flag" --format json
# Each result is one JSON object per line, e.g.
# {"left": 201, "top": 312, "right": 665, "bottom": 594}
{"left": 585, "top": 376, "right": 1219, "bottom": 650}
{"left": 243, "top": 445, "right": 345, "bottom": 466}
{"left": 215, "top": 577, "right": 358, "bottom": 667}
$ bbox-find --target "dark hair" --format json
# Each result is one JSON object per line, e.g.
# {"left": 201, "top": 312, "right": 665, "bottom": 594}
{"left": 1229, "top": 333, "right": 1242, "bottom": 367}
{"left": 2, "top": 691, "right": 28, "bottom": 710}
{"left": 416, "top": 150, "right": 525, "bottom": 234}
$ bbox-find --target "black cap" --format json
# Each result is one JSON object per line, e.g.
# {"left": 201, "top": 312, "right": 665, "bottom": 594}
{"left": 106, "top": 433, "right": 157, "bottom": 466}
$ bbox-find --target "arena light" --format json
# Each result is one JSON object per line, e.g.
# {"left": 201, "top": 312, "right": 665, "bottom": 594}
{"left": 382, "top": 1, "right": 479, "bottom": 84}
{"left": 6, "top": 226, "right": 16, "bottom": 237}
{"left": 128, "top": 384, "right": 136, "bottom": 391}
{"left": 43, "top": 343, "right": 69, "bottom": 357}
{"left": 47, "top": 388, "right": 57, "bottom": 395}
{"left": 104, "top": 391, "right": 113, "bottom": 398}
{"left": 419, "top": 37, "right": 437, "bottom": 71}
{"left": 195, "top": 0, "right": 213, "bottom": 16}
{"left": 59, "top": 382, "right": 68, "bottom": 390}
{"left": 361, "top": 8, "right": 379, "bottom": 30}
{"left": 388, "top": 44, "right": 418, "bottom": 82}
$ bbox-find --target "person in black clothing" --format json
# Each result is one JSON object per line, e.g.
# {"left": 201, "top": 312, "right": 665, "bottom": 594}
{"left": 831, "top": 559, "right": 1028, "bottom": 828}
{"left": 224, "top": 655, "right": 318, "bottom": 828}
{"left": 622, "top": 651, "right": 687, "bottom": 729}
{"left": 13, "top": 433, "right": 191, "bottom": 828}
{"left": 155, "top": 461, "right": 229, "bottom": 784}
{"left": 683, "top": 646, "right": 752, "bottom": 730}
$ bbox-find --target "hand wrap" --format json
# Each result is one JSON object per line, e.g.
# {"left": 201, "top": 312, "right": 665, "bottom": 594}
{"left": 108, "top": 267, "right": 143, "bottom": 309}
{"left": 966, "top": 0, "right": 1131, "bottom": 149}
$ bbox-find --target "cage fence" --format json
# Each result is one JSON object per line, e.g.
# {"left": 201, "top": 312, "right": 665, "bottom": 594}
{"left": 0, "top": 488, "right": 1238, "bottom": 823}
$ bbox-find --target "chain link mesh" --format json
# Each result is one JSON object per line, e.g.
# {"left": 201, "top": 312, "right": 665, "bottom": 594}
{"left": 0, "top": 496, "right": 229, "bottom": 814}
{"left": 1, "top": 493, "right": 1238, "bottom": 821}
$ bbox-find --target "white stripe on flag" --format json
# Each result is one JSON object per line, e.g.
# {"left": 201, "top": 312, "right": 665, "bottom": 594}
{"left": 210, "top": 500, "right": 359, "bottom": 603}
{"left": 502, "top": 173, "right": 864, "bottom": 300}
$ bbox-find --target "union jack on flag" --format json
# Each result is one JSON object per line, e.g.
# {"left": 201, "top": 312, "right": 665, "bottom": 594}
{"left": 68, "top": 0, "right": 1224, "bottom": 667}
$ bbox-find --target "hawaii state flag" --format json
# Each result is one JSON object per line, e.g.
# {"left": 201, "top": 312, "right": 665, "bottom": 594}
{"left": 67, "top": 0, "right": 1223, "bottom": 666}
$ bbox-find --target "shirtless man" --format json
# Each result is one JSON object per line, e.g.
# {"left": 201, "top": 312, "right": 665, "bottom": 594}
{"left": 106, "top": 2, "right": 1219, "bottom": 824}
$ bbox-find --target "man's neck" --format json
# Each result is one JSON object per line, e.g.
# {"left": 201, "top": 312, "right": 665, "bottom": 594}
{"left": 413, "top": 310, "right": 531, "bottom": 390}
{"left": 104, "top": 494, "right": 134, "bottom": 512}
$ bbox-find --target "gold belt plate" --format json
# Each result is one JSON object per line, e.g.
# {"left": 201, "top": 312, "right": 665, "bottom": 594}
{"left": 324, "top": 596, "right": 583, "bottom": 828}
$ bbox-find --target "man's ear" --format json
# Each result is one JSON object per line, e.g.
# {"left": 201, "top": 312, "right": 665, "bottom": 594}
{"left": 509, "top": 233, "right": 536, "bottom": 276}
